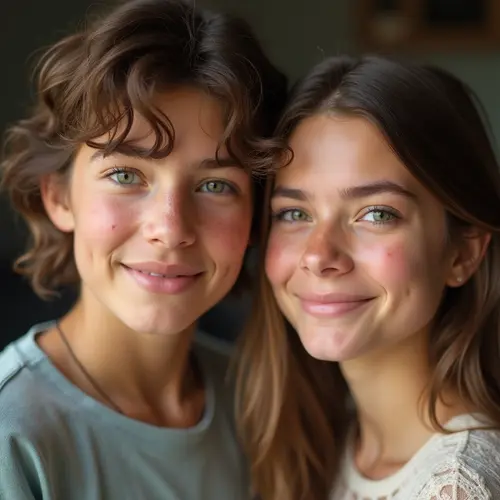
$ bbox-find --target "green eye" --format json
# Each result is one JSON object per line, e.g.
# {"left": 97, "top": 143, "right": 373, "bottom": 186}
{"left": 276, "top": 209, "right": 311, "bottom": 222}
{"left": 372, "top": 210, "right": 393, "bottom": 222}
{"left": 199, "top": 180, "right": 233, "bottom": 194}
{"left": 290, "top": 209, "right": 308, "bottom": 221}
{"left": 109, "top": 170, "right": 140, "bottom": 185}
{"left": 361, "top": 208, "right": 398, "bottom": 224}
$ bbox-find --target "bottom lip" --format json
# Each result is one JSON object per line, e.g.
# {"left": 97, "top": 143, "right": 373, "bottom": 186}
{"left": 300, "top": 298, "right": 374, "bottom": 318}
{"left": 122, "top": 265, "right": 203, "bottom": 294}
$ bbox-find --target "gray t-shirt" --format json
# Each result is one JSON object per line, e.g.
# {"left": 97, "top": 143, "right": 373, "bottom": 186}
{"left": 0, "top": 322, "right": 250, "bottom": 500}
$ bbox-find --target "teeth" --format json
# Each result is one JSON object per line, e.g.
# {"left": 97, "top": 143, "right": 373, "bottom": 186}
{"left": 134, "top": 269, "right": 191, "bottom": 278}
{"left": 138, "top": 270, "right": 166, "bottom": 278}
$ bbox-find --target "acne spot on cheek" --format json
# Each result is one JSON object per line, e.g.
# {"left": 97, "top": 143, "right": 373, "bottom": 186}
{"left": 383, "top": 242, "right": 406, "bottom": 261}
{"left": 111, "top": 224, "right": 116, "bottom": 230}
{"left": 383, "top": 243, "right": 416, "bottom": 278}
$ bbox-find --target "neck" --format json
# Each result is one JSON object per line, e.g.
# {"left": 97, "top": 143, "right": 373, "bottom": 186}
{"left": 40, "top": 289, "right": 202, "bottom": 426}
{"left": 341, "top": 329, "right": 467, "bottom": 477}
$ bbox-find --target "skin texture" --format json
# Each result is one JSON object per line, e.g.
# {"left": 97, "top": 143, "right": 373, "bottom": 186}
{"left": 267, "top": 114, "right": 457, "bottom": 363}
{"left": 38, "top": 88, "right": 253, "bottom": 426}
{"left": 266, "top": 114, "right": 489, "bottom": 477}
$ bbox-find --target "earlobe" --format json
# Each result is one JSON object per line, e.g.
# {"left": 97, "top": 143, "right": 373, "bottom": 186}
{"left": 446, "top": 229, "right": 491, "bottom": 287}
{"left": 40, "top": 174, "right": 75, "bottom": 233}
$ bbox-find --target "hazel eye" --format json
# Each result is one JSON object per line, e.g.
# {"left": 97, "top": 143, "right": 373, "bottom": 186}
{"left": 273, "top": 208, "right": 312, "bottom": 222}
{"left": 198, "top": 180, "right": 235, "bottom": 194}
{"left": 107, "top": 169, "right": 142, "bottom": 186}
{"left": 359, "top": 207, "right": 399, "bottom": 225}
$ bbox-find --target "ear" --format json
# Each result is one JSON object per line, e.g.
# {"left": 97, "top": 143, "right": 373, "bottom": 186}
{"left": 446, "top": 228, "right": 491, "bottom": 288}
{"left": 40, "top": 173, "right": 75, "bottom": 232}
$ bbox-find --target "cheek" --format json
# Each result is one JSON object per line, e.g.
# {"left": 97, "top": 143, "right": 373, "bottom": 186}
{"left": 200, "top": 203, "right": 252, "bottom": 262}
{"left": 357, "top": 237, "right": 444, "bottom": 297}
{"left": 265, "top": 229, "right": 303, "bottom": 286}
{"left": 357, "top": 239, "right": 418, "bottom": 288}
{"left": 74, "top": 195, "right": 138, "bottom": 250}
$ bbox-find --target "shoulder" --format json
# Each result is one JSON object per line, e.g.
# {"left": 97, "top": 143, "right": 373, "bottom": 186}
{"left": 0, "top": 326, "right": 63, "bottom": 498}
{"left": 0, "top": 331, "right": 45, "bottom": 422}
{"left": 0, "top": 323, "right": 73, "bottom": 444}
{"left": 414, "top": 421, "right": 500, "bottom": 499}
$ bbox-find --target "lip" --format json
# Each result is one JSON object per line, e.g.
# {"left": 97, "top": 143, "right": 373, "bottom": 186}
{"left": 298, "top": 293, "right": 375, "bottom": 318}
{"left": 121, "top": 262, "right": 204, "bottom": 294}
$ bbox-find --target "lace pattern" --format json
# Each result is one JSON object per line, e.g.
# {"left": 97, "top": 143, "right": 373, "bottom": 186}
{"left": 330, "top": 415, "right": 500, "bottom": 500}
{"left": 416, "top": 459, "right": 491, "bottom": 500}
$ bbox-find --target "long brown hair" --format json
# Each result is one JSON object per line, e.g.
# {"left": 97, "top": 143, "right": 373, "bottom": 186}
{"left": 237, "top": 55, "right": 500, "bottom": 499}
{"left": 1, "top": 0, "right": 287, "bottom": 299}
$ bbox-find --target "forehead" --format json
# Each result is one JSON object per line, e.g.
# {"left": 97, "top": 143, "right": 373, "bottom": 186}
{"left": 98, "top": 87, "right": 227, "bottom": 153}
{"left": 280, "top": 114, "right": 414, "bottom": 188}
{"left": 74, "top": 88, "right": 240, "bottom": 171}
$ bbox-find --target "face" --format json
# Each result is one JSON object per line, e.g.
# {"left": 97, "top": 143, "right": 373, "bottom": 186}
{"left": 45, "top": 88, "right": 253, "bottom": 335}
{"left": 266, "top": 114, "right": 463, "bottom": 363}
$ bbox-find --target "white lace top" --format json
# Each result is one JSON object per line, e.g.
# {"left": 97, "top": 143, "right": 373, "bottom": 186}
{"left": 331, "top": 414, "right": 500, "bottom": 500}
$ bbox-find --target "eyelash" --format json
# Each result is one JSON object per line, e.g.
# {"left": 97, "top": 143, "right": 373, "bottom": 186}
{"left": 105, "top": 167, "right": 143, "bottom": 186}
{"left": 104, "top": 167, "right": 237, "bottom": 194}
{"left": 197, "top": 179, "right": 237, "bottom": 195}
{"left": 271, "top": 206, "right": 401, "bottom": 226}
{"left": 271, "top": 208, "right": 311, "bottom": 223}
{"left": 358, "top": 206, "right": 400, "bottom": 225}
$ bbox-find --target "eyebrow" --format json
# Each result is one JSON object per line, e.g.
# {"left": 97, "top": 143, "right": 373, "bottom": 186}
{"left": 339, "top": 181, "right": 416, "bottom": 200}
{"left": 89, "top": 150, "right": 241, "bottom": 169}
{"left": 272, "top": 186, "right": 308, "bottom": 201}
{"left": 272, "top": 181, "right": 416, "bottom": 201}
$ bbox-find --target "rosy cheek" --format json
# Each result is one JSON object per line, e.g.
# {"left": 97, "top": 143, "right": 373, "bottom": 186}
{"left": 202, "top": 207, "right": 252, "bottom": 258}
{"left": 79, "top": 196, "right": 137, "bottom": 246}
{"left": 216, "top": 221, "right": 249, "bottom": 254}
{"left": 265, "top": 231, "right": 300, "bottom": 286}
{"left": 359, "top": 240, "right": 415, "bottom": 287}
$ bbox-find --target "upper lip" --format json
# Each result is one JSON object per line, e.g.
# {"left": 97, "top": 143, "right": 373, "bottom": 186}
{"left": 122, "top": 262, "right": 203, "bottom": 277}
{"left": 297, "top": 293, "right": 374, "bottom": 303}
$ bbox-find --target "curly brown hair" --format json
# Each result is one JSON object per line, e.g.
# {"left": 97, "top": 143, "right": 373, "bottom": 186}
{"left": 1, "top": 0, "right": 287, "bottom": 299}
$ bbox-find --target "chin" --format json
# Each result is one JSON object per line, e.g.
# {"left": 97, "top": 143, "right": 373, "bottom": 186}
{"left": 118, "top": 309, "right": 198, "bottom": 336}
{"left": 302, "top": 342, "right": 342, "bottom": 362}
{"left": 304, "top": 343, "right": 359, "bottom": 363}
{"left": 298, "top": 326, "right": 365, "bottom": 363}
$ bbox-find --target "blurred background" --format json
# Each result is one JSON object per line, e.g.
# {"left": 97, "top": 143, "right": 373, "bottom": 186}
{"left": 1, "top": 0, "right": 499, "bottom": 348}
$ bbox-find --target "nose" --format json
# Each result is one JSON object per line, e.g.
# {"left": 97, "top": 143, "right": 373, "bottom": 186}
{"left": 142, "top": 190, "right": 196, "bottom": 249}
{"left": 300, "top": 223, "right": 354, "bottom": 277}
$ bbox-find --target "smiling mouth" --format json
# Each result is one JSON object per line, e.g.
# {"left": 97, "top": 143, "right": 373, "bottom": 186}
{"left": 299, "top": 297, "right": 374, "bottom": 318}
{"left": 120, "top": 263, "right": 203, "bottom": 278}
{"left": 130, "top": 268, "right": 201, "bottom": 279}
{"left": 121, "top": 264, "right": 204, "bottom": 294}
